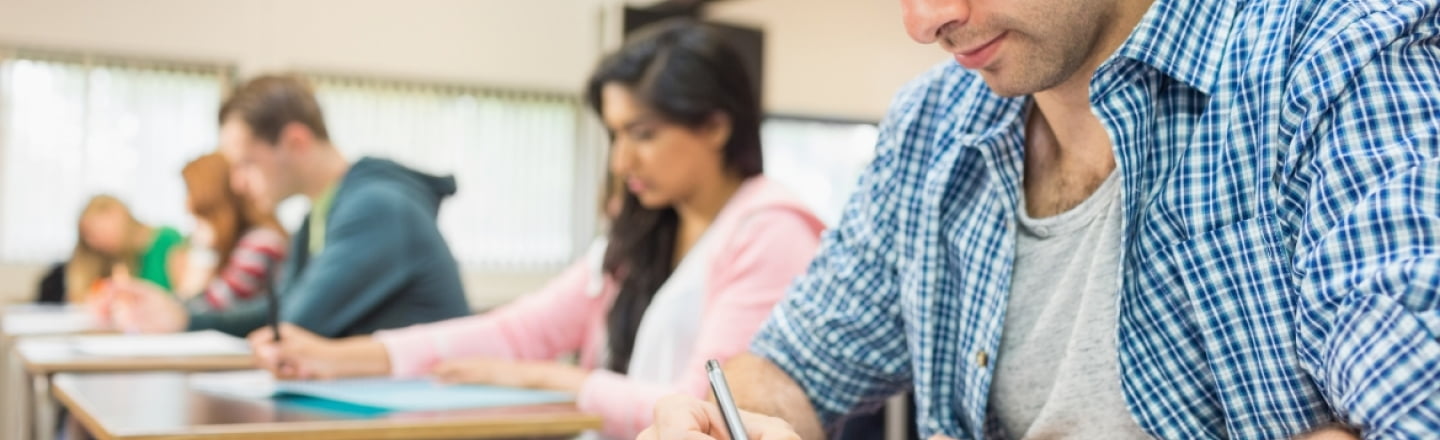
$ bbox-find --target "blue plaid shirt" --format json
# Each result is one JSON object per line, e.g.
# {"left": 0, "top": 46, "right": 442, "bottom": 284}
{"left": 751, "top": 0, "right": 1440, "bottom": 438}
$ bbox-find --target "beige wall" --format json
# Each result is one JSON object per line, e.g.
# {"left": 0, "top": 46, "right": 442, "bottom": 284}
{"left": 0, "top": 0, "right": 605, "bottom": 92}
{"left": 0, "top": 264, "right": 44, "bottom": 306}
{"left": 708, "top": 0, "right": 947, "bottom": 121}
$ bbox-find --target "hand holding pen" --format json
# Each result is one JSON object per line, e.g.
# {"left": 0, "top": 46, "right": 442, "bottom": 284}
{"left": 636, "top": 359, "right": 802, "bottom": 440}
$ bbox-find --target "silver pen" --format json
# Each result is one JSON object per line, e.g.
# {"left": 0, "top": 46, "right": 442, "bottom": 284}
{"left": 706, "top": 359, "right": 750, "bottom": 440}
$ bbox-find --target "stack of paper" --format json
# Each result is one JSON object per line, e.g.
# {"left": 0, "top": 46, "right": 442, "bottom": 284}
{"left": 189, "top": 370, "right": 574, "bottom": 412}
{"left": 278, "top": 378, "right": 575, "bottom": 411}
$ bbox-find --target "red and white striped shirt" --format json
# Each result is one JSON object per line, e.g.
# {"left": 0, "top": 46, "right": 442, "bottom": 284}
{"left": 200, "top": 227, "right": 287, "bottom": 311}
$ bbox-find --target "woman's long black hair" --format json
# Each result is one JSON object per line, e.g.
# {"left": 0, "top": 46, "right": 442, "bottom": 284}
{"left": 586, "top": 19, "right": 764, "bottom": 373}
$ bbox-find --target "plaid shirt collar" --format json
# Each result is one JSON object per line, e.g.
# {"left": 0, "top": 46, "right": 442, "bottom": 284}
{"left": 1114, "top": 0, "right": 1241, "bottom": 94}
{"left": 944, "top": 0, "right": 1241, "bottom": 161}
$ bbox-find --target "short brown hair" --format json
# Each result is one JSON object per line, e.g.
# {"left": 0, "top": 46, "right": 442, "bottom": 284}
{"left": 218, "top": 74, "right": 330, "bottom": 143}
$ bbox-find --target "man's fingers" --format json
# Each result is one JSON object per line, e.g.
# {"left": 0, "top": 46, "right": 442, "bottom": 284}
{"left": 634, "top": 427, "right": 720, "bottom": 440}
{"left": 277, "top": 362, "right": 303, "bottom": 380}
{"left": 646, "top": 394, "right": 803, "bottom": 440}
{"left": 740, "top": 412, "right": 802, "bottom": 440}
{"left": 275, "top": 323, "right": 318, "bottom": 342}
{"left": 650, "top": 394, "right": 726, "bottom": 439}
{"left": 247, "top": 327, "right": 276, "bottom": 345}
{"left": 252, "top": 343, "right": 282, "bottom": 373}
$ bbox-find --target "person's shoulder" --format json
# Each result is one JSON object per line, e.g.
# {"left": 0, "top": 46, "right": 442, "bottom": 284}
{"left": 155, "top": 226, "right": 184, "bottom": 244}
{"left": 724, "top": 177, "right": 826, "bottom": 238}
{"left": 238, "top": 227, "right": 288, "bottom": 250}
{"left": 1233, "top": 0, "right": 1440, "bottom": 128}
{"left": 1288, "top": 0, "right": 1437, "bottom": 29}
{"left": 336, "top": 178, "right": 419, "bottom": 213}
{"left": 1259, "top": 0, "right": 1439, "bottom": 85}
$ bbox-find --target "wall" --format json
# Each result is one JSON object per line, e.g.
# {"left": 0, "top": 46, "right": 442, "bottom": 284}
{"left": 708, "top": 0, "right": 947, "bottom": 121}
{"left": 0, "top": 0, "right": 605, "bottom": 92}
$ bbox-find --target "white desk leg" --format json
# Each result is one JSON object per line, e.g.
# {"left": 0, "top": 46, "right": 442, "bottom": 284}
{"left": 33, "top": 373, "right": 56, "bottom": 440}
{"left": 4, "top": 344, "right": 26, "bottom": 440}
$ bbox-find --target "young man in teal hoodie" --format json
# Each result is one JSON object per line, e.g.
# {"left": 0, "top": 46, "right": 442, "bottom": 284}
{"left": 111, "top": 75, "right": 469, "bottom": 338}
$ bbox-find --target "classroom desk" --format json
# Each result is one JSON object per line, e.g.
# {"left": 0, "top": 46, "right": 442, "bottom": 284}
{"left": 1, "top": 304, "right": 105, "bottom": 440}
{"left": 9, "top": 336, "right": 254, "bottom": 440}
{"left": 53, "top": 371, "right": 603, "bottom": 440}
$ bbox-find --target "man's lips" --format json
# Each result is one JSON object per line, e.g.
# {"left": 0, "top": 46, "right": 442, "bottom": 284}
{"left": 953, "top": 32, "right": 1007, "bottom": 69}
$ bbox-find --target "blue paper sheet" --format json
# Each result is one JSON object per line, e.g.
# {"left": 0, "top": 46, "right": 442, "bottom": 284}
{"left": 274, "top": 378, "right": 574, "bottom": 412}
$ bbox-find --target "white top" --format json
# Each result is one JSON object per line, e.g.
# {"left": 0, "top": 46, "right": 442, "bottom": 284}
{"left": 625, "top": 228, "right": 720, "bottom": 385}
{"left": 988, "top": 173, "right": 1150, "bottom": 439}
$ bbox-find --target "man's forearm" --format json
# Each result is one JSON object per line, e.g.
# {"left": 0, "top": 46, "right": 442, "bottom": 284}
{"left": 724, "top": 353, "right": 825, "bottom": 440}
{"left": 187, "top": 300, "right": 267, "bottom": 336}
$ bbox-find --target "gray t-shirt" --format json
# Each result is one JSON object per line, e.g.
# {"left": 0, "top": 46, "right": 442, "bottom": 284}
{"left": 987, "top": 173, "right": 1150, "bottom": 439}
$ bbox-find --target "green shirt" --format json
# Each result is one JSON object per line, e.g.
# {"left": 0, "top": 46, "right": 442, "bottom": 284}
{"left": 308, "top": 184, "right": 340, "bottom": 255}
{"left": 137, "top": 226, "right": 183, "bottom": 291}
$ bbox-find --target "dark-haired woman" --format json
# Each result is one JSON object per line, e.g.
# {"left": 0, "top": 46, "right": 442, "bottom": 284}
{"left": 248, "top": 20, "right": 824, "bottom": 439}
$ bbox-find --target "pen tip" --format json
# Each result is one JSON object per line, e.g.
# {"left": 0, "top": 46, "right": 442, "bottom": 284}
{"left": 706, "top": 359, "right": 720, "bottom": 372}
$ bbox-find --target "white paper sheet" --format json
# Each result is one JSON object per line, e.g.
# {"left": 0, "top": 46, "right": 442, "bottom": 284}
{"left": 188, "top": 370, "right": 277, "bottom": 399}
{"left": 70, "top": 330, "right": 251, "bottom": 357}
{"left": 2, "top": 305, "right": 98, "bottom": 336}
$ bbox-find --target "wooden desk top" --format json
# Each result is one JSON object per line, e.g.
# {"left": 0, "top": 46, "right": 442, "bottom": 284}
{"left": 53, "top": 372, "right": 603, "bottom": 440}
{"left": 16, "top": 338, "right": 255, "bottom": 375}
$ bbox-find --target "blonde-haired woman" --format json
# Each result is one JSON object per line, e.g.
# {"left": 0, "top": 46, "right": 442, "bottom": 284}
{"left": 66, "top": 195, "right": 184, "bottom": 303}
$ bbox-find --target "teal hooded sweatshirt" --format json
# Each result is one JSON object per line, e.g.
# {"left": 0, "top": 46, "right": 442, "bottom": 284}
{"left": 189, "top": 157, "right": 470, "bottom": 337}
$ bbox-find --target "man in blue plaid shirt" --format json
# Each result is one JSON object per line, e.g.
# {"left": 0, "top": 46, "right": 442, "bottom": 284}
{"left": 639, "top": 0, "right": 1440, "bottom": 437}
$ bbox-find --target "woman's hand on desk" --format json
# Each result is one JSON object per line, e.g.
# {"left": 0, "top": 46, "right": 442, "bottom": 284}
{"left": 109, "top": 277, "right": 188, "bottom": 333}
{"left": 247, "top": 323, "right": 392, "bottom": 380}
{"left": 432, "top": 358, "right": 590, "bottom": 393}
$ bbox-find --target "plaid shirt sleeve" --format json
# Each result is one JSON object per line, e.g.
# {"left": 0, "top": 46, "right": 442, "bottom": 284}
{"left": 749, "top": 88, "right": 923, "bottom": 427}
{"left": 1292, "top": 12, "right": 1440, "bottom": 437}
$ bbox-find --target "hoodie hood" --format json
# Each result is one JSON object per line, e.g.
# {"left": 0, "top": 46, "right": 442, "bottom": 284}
{"left": 339, "top": 157, "right": 457, "bottom": 217}
{"left": 718, "top": 176, "right": 825, "bottom": 234}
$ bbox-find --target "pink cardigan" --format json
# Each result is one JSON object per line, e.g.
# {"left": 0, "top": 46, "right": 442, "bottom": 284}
{"left": 374, "top": 177, "right": 824, "bottom": 439}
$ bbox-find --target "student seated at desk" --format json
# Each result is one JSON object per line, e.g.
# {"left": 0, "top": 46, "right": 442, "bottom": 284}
{"left": 176, "top": 152, "right": 289, "bottom": 312}
{"left": 66, "top": 194, "right": 185, "bottom": 303}
{"left": 105, "top": 74, "right": 470, "bottom": 337}
{"left": 248, "top": 21, "right": 825, "bottom": 440}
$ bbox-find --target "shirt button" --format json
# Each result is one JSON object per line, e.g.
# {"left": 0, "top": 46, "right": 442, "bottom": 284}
{"left": 975, "top": 350, "right": 989, "bottom": 368}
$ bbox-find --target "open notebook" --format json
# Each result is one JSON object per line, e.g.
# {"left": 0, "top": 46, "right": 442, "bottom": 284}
{"left": 189, "top": 370, "right": 574, "bottom": 412}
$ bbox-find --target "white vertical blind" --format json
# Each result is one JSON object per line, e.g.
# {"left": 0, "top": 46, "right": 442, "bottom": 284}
{"left": 0, "top": 52, "right": 228, "bottom": 262}
{"left": 310, "top": 76, "right": 589, "bottom": 270}
{"left": 760, "top": 117, "right": 879, "bottom": 225}
{"left": 0, "top": 50, "right": 871, "bottom": 271}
